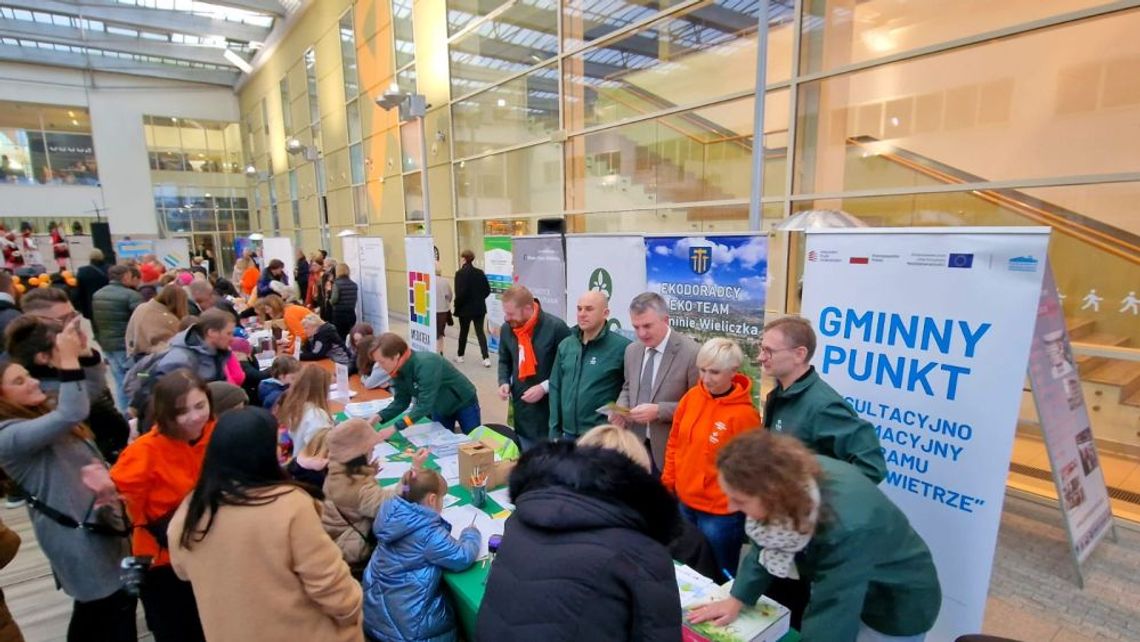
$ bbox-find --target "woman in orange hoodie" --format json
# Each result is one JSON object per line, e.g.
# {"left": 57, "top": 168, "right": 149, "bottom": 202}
{"left": 110, "top": 370, "right": 216, "bottom": 642}
{"left": 661, "top": 337, "right": 760, "bottom": 576}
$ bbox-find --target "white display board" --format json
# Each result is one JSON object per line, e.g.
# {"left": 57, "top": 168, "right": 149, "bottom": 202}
{"left": 358, "top": 236, "right": 389, "bottom": 333}
{"left": 565, "top": 235, "right": 647, "bottom": 338}
{"left": 155, "top": 238, "right": 191, "bottom": 270}
{"left": 261, "top": 236, "right": 295, "bottom": 294}
{"left": 66, "top": 235, "right": 95, "bottom": 270}
{"left": 405, "top": 236, "right": 437, "bottom": 352}
{"left": 1028, "top": 262, "right": 1113, "bottom": 572}
{"left": 800, "top": 227, "right": 1050, "bottom": 641}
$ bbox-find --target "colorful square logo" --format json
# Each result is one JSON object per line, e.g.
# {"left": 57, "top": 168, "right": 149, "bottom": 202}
{"left": 408, "top": 271, "right": 432, "bottom": 324}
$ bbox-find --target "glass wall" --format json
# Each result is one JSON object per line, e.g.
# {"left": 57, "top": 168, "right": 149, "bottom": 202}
{"left": 0, "top": 100, "right": 98, "bottom": 185}
{"left": 241, "top": 0, "right": 1140, "bottom": 520}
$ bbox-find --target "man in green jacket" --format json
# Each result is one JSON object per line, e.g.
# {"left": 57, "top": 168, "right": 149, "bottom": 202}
{"left": 549, "top": 291, "right": 631, "bottom": 441}
{"left": 760, "top": 316, "right": 886, "bottom": 483}
{"left": 373, "top": 333, "right": 481, "bottom": 433}
{"left": 496, "top": 285, "right": 571, "bottom": 451}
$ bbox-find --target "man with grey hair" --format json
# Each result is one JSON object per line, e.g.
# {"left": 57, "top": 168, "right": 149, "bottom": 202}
{"left": 613, "top": 291, "right": 700, "bottom": 472}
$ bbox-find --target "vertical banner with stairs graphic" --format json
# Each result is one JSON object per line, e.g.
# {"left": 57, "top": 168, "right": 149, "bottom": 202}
{"left": 800, "top": 227, "right": 1050, "bottom": 641}
{"left": 565, "top": 235, "right": 647, "bottom": 339}
{"left": 1028, "top": 262, "right": 1113, "bottom": 572}
{"left": 484, "top": 236, "right": 513, "bottom": 353}
{"left": 405, "top": 236, "right": 436, "bottom": 353}
{"left": 513, "top": 235, "right": 567, "bottom": 321}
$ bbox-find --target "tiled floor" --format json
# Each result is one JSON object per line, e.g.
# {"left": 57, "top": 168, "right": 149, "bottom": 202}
{"left": 1008, "top": 431, "right": 1140, "bottom": 523}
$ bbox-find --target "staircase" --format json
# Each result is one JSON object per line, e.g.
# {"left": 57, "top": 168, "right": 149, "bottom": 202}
{"left": 1068, "top": 317, "right": 1140, "bottom": 411}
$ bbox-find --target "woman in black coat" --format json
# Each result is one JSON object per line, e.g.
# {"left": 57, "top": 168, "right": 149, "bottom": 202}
{"left": 477, "top": 441, "right": 683, "bottom": 642}
{"left": 329, "top": 263, "right": 359, "bottom": 339}
{"left": 452, "top": 249, "right": 492, "bottom": 366}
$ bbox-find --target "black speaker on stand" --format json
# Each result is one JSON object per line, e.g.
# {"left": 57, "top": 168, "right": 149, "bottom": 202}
{"left": 90, "top": 221, "right": 115, "bottom": 263}
{"left": 537, "top": 218, "right": 566, "bottom": 235}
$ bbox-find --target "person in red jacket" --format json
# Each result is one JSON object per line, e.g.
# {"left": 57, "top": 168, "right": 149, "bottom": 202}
{"left": 111, "top": 369, "right": 215, "bottom": 642}
{"left": 661, "top": 337, "right": 760, "bottom": 575}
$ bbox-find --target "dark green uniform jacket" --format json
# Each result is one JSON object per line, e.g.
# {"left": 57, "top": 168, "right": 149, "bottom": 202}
{"left": 731, "top": 456, "right": 941, "bottom": 641}
{"left": 548, "top": 322, "right": 631, "bottom": 439}
{"left": 763, "top": 367, "right": 886, "bottom": 483}
{"left": 380, "top": 351, "right": 478, "bottom": 424}
{"left": 497, "top": 307, "right": 571, "bottom": 441}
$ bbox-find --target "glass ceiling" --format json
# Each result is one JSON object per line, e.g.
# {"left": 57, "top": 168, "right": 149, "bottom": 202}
{"left": 0, "top": 0, "right": 283, "bottom": 84}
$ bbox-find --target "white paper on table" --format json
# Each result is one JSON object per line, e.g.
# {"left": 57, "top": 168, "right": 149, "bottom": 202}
{"left": 674, "top": 563, "right": 720, "bottom": 609}
{"left": 435, "top": 456, "right": 461, "bottom": 484}
{"left": 335, "top": 363, "right": 350, "bottom": 397}
{"left": 488, "top": 487, "right": 514, "bottom": 511}
{"left": 371, "top": 441, "right": 399, "bottom": 462}
{"left": 401, "top": 421, "right": 449, "bottom": 440}
{"left": 443, "top": 493, "right": 462, "bottom": 508}
{"left": 375, "top": 460, "right": 414, "bottom": 480}
{"left": 420, "top": 431, "right": 471, "bottom": 458}
{"left": 441, "top": 505, "right": 508, "bottom": 559}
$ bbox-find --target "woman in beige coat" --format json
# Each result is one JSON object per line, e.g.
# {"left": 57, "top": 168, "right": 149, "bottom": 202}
{"left": 168, "top": 407, "right": 362, "bottom": 642}
{"left": 125, "top": 284, "right": 188, "bottom": 358}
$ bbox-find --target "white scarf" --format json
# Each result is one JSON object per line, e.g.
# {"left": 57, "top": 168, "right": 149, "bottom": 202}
{"left": 743, "top": 479, "right": 821, "bottom": 579}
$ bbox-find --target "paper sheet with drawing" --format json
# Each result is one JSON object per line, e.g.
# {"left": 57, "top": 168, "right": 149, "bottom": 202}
{"left": 441, "top": 504, "right": 508, "bottom": 558}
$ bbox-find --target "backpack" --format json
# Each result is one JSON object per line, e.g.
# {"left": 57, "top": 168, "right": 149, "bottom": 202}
{"left": 123, "top": 348, "right": 174, "bottom": 414}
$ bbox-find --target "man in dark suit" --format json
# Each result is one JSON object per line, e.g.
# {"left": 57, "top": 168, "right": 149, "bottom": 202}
{"left": 75, "top": 248, "right": 109, "bottom": 320}
{"left": 614, "top": 291, "right": 700, "bottom": 472}
{"left": 497, "top": 285, "right": 570, "bottom": 451}
{"left": 453, "top": 249, "right": 492, "bottom": 366}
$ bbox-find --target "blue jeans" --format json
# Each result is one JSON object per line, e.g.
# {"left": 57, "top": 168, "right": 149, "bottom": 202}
{"left": 432, "top": 401, "right": 481, "bottom": 435}
{"left": 105, "top": 350, "right": 133, "bottom": 414}
{"left": 679, "top": 503, "right": 746, "bottom": 577}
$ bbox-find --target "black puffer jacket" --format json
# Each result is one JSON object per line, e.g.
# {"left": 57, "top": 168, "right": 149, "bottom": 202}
{"left": 476, "top": 442, "right": 683, "bottom": 642}
{"left": 331, "top": 276, "right": 358, "bottom": 321}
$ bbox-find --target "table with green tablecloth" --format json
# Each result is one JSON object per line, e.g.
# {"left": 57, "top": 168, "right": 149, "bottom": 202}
{"left": 339, "top": 413, "right": 798, "bottom": 641}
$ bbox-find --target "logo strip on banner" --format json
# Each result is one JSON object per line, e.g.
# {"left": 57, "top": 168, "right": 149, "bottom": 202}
{"left": 800, "top": 227, "right": 1050, "bottom": 641}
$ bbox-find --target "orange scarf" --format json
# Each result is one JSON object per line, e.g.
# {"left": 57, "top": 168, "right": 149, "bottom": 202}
{"left": 510, "top": 301, "right": 541, "bottom": 380}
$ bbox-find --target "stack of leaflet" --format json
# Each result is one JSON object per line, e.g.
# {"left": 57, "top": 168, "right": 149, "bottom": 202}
{"left": 675, "top": 564, "right": 790, "bottom": 642}
{"left": 403, "top": 422, "right": 471, "bottom": 458}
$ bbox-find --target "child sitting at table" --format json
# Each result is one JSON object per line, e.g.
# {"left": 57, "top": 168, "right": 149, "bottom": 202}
{"left": 277, "top": 365, "right": 334, "bottom": 474}
{"left": 259, "top": 355, "right": 301, "bottom": 411}
{"left": 363, "top": 469, "right": 481, "bottom": 642}
{"left": 354, "top": 336, "right": 392, "bottom": 391}
{"left": 321, "top": 418, "right": 428, "bottom": 576}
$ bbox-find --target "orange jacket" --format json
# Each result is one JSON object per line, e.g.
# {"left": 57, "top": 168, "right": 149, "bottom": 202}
{"left": 110, "top": 420, "right": 217, "bottom": 566}
{"left": 241, "top": 267, "right": 260, "bottom": 296}
{"left": 661, "top": 374, "right": 761, "bottom": 515}
{"left": 283, "top": 304, "right": 309, "bottom": 341}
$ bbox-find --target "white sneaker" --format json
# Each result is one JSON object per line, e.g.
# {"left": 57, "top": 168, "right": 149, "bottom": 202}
{"left": 456, "top": 356, "right": 464, "bottom": 364}
{"left": 482, "top": 358, "right": 491, "bottom": 368}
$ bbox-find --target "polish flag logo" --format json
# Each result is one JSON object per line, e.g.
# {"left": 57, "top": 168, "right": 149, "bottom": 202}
{"left": 849, "top": 257, "right": 870, "bottom": 264}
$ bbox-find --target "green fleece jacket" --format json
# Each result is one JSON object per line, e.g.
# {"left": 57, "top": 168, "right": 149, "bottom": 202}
{"left": 731, "top": 456, "right": 941, "bottom": 642}
{"left": 380, "top": 351, "right": 478, "bottom": 424}
{"left": 497, "top": 308, "right": 571, "bottom": 441}
{"left": 763, "top": 367, "right": 886, "bottom": 483}
{"left": 548, "top": 323, "right": 631, "bottom": 439}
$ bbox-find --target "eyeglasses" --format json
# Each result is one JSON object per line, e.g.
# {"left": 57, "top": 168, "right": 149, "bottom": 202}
{"left": 30, "top": 309, "right": 80, "bottom": 325}
{"left": 759, "top": 345, "right": 798, "bottom": 359}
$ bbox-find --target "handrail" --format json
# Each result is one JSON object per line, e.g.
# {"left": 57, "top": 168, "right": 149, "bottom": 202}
{"left": 847, "top": 136, "right": 1140, "bottom": 267}
{"left": 1071, "top": 342, "right": 1140, "bottom": 362}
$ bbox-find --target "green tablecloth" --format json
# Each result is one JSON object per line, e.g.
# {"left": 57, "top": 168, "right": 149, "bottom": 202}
{"left": 338, "top": 414, "right": 798, "bottom": 641}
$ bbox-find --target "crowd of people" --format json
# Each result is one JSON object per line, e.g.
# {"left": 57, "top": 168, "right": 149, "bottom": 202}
{"left": 0, "top": 244, "right": 943, "bottom": 642}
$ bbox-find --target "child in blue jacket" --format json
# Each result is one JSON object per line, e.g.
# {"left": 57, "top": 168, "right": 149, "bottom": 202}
{"left": 363, "top": 469, "right": 480, "bottom": 642}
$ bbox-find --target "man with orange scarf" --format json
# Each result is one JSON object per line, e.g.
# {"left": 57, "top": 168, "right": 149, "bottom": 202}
{"left": 496, "top": 286, "right": 570, "bottom": 451}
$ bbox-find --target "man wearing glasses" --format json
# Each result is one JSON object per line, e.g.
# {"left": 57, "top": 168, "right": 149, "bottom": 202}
{"left": 759, "top": 315, "right": 885, "bottom": 483}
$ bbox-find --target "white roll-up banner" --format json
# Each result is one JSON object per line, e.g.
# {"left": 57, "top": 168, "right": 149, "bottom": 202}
{"left": 404, "top": 236, "right": 436, "bottom": 353}
{"left": 565, "top": 235, "right": 647, "bottom": 338}
{"left": 800, "top": 227, "right": 1050, "bottom": 641}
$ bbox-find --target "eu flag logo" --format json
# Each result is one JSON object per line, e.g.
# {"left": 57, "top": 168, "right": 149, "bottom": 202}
{"left": 948, "top": 253, "right": 974, "bottom": 268}
{"left": 689, "top": 247, "right": 711, "bottom": 274}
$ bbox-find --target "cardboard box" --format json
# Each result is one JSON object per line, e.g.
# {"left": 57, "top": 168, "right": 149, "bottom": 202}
{"left": 458, "top": 441, "right": 494, "bottom": 490}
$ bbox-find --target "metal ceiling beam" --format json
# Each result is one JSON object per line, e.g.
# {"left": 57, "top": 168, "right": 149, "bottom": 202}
{"left": 0, "top": 17, "right": 240, "bottom": 66}
{"left": 200, "top": 0, "right": 285, "bottom": 18}
{"left": 0, "top": 42, "right": 239, "bottom": 85}
{"left": 1, "top": 0, "right": 271, "bottom": 44}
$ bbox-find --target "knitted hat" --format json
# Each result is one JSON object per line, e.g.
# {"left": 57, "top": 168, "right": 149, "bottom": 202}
{"left": 177, "top": 272, "right": 193, "bottom": 286}
{"left": 327, "top": 418, "right": 385, "bottom": 463}
{"left": 229, "top": 336, "right": 252, "bottom": 355}
{"left": 208, "top": 381, "right": 248, "bottom": 416}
